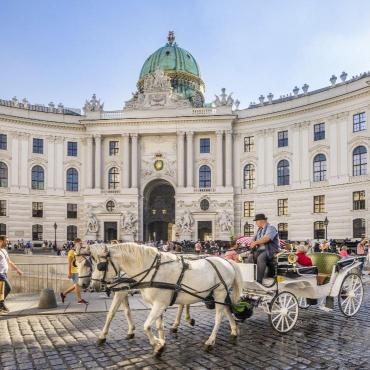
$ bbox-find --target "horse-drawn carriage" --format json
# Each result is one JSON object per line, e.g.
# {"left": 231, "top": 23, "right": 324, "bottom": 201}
{"left": 237, "top": 250, "right": 365, "bottom": 333}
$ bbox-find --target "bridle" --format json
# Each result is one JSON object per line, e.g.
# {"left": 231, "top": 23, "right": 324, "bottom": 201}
{"left": 75, "top": 253, "right": 94, "bottom": 279}
{"left": 91, "top": 251, "right": 120, "bottom": 285}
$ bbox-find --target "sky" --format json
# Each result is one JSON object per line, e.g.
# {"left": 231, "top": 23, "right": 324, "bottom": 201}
{"left": 1, "top": 0, "right": 370, "bottom": 111}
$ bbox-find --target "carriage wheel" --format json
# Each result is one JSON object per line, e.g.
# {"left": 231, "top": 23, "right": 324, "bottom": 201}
{"left": 269, "top": 292, "right": 299, "bottom": 333}
{"left": 298, "top": 297, "right": 310, "bottom": 309}
{"left": 338, "top": 273, "right": 363, "bottom": 317}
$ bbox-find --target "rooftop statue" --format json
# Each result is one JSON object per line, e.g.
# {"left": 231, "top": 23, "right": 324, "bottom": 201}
{"left": 83, "top": 94, "right": 104, "bottom": 113}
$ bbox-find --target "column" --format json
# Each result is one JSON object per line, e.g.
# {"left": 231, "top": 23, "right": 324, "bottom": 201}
{"left": 94, "top": 134, "right": 101, "bottom": 189}
{"left": 264, "top": 129, "right": 274, "bottom": 187}
{"left": 177, "top": 131, "right": 185, "bottom": 187}
{"left": 122, "top": 133, "right": 130, "bottom": 189}
{"left": 10, "top": 133, "right": 19, "bottom": 188}
{"left": 292, "top": 126, "right": 300, "bottom": 184}
{"left": 46, "top": 135, "right": 55, "bottom": 190}
{"left": 300, "top": 122, "right": 310, "bottom": 184}
{"left": 131, "top": 133, "right": 138, "bottom": 188}
{"left": 19, "top": 133, "right": 29, "bottom": 190}
{"left": 329, "top": 118, "right": 338, "bottom": 179}
{"left": 233, "top": 133, "right": 241, "bottom": 189}
{"left": 54, "top": 136, "right": 64, "bottom": 190}
{"left": 256, "top": 131, "right": 265, "bottom": 187}
{"left": 338, "top": 115, "right": 349, "bottom": 177}
{"left": 85, "top": 136, "right": 93, "bottom": 189}
{"left": 186, "top": 131, "right": 194, "bottom": 187}
{"left": 225, "top": 130, "right": 233, "bottom": 187}
{"left": 216, "top": 130, "right": 223, "bottom": 187}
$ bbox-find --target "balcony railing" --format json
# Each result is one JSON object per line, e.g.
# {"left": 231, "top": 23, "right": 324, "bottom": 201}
{"left": 194, "top": 187, "right": 216, "bottom": 193}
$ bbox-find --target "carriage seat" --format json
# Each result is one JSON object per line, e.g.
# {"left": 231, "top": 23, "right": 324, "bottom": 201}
{"left": 308, "top": 253, "right": 340, "bottom": 285}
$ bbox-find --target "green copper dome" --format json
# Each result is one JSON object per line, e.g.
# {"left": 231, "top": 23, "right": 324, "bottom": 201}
{"left": 138, "top": 32, "right": 205, "bottom": 107}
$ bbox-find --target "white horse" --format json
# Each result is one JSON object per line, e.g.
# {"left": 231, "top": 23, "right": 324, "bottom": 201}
{"left": 90, "top": 242, "right": 243, "bottom": 356}
{"left": 75, "top": 244, "right": 194, "bottom": 346}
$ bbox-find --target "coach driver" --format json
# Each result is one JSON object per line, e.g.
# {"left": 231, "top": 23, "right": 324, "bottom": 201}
{"left": 247, "top": 213, "right": 280, "bottom": 283}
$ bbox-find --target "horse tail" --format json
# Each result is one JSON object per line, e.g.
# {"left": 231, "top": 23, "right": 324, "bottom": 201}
{"left": 228, "top": 261, "right": 243, "bottom": 304}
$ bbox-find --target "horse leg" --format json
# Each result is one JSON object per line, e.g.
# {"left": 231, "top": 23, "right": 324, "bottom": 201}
{"left": 97, "top": 291, "right": 122, "bottom": 345}
{"left": 204, "top": 298, "right": 225, "bottom": 351}
{"left": 155, "top": 314, "right": 165, "bottom": 341}
{"left": 224, "top": 306, "right": 238, "bottom": 340}
{"left": 143, "top": 303, "right": 167, "bottom": 356}
{"left": 185, "top": 304, "right": 195, "bottom": 326}
{"left": 122, "top": 294, "right": 135, "bottom": 339}
{"left": 171, "top": 304, "right": 184, "bottom": 333}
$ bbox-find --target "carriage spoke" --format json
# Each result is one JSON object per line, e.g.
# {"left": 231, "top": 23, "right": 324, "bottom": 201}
{"left": 271, "top": 313, "right": 282, "bottom": 323}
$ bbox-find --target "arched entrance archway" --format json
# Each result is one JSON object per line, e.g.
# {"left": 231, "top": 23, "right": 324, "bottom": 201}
{"left": 143, "top": 179, "right": 175, "bottom": 242}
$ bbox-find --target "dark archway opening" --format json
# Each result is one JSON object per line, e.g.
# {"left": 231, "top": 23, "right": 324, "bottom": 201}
{"left": 143, "top": 180, "right": 175, "bottom": 242}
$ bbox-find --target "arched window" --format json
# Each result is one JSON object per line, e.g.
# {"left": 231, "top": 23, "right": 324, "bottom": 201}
{"left": 31, "top": 165, "right": 44, "bottom": 190}
{"left": 278, "top": 223, "right": 288, "bottom": 240}
{"left": 0, "top": 223, "right": 6, "bottom": 235}
{"left": 353, "top": 218, "right": 366, "bottom": 238}
{"left": 244, "top": 223, "right": 254, "bottom": 237}
{"left": 67, "top": 225, "right": 77, "bottom": 241}
{"left": 277, "top": 160, "right": 290, "bottom": 186}
{"left": 243, "top": 164, "right": 255, "bottom": 189}
{"left": 353, "top": 146, "right": 367, "bottom": 176}
{"left": 108, "top": 167, "right": 119, "bottom": 189}
{"left": 199, "top": 165, "right": 211, "bottom": 188}
{"left": 66, "top": 168, "right": 78, "bottom": 192}
{"left": 313, "top": 221, "right": 325, "bottom": 239}
{"left": 0, "top": 162, "right": 8, "bottom": 188}
{"left": 32, "top": 224, "right": 43, "bottom": 241}
{"left": 313, "top": 154, "right": 327, "bottom": 182}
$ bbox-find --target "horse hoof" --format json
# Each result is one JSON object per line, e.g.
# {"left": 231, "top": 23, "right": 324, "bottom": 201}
{"left": 154, "top": 345, "right": 165, "bottom": 358}
{"left": 190, "top": 319, "right": 195, "bottom": 326}
{"left": 126, "top": 333, "right": 135, "bottom": 340}
{"left": 170, "top": 327, "right": 178, "bottom": 333}
{"left": 204, "top": 344, "right": 213, "bottom": 352}
{"left": 96, "top": 338, "right": 106, "bottom": 346}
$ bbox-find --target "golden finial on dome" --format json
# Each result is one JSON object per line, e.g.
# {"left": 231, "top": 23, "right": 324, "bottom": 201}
{"left": 167, "top": 31, "right": 175, "bottom": 46}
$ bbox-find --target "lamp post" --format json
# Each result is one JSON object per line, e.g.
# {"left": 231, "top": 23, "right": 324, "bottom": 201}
{"left": 53, "top": 222, "right": 57, "bottom": 249}
{"left": 324, "top": 216, "right": 329, "bottom": 240}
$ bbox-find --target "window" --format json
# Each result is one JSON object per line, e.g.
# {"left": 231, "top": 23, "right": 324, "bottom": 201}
{"left": 353, "top": 112, "right": 366, "bottom": 132}
{"left": 0, "top": 223, "right": 6, "bottom": 235}
{"left": 32, "top": 202, "right": 43, "bottom": 218}
{"left": 277, "top": 160, "right": 290, "bottom": 186}
{"left": 313, "top": 195, "right": 325, "bottom": 213}
{"left": 278, "top": 130, "right": 288, "bottom": 147}
{"left": 33, "top": 138, "right": 43, "bottom": 154}
{"left": 31, "top": 165, "right": 44, "bottom": 190}
{"left": 106, "top": 200, "right": 115, "bottom": 212}
{"left": 353, "top": 191, "right": 365, "bottom": 210}
{"left": 200, "top": 138, "right": 210, "bottom": 153}
{"left": 0, "top": 200, "right": 6, "bottom": 216}
{"left": 108, "top": 167, "right": 119, "bottom": 189}
{"left": 0, "top": 134, "right": 7, "bottom": 150}
{"left": 314, "top": 221, "right": 325, "bottom": 239}
{"left": 277, "top": 199, "right": 288, "bottom": 216}
{"left": 244, "top": 223, "right": 254, "bottom": 237}
{"left": 32, "top": 224, "right": 43, "bottom": 241}
{"left": 66, "top": 168, "right": 78, "bottom": 191}
{"left": 353, "top": 218, "right": 366, "bottom": 238}
{"left": 0, "top": 162, "right": 8, "bottom": 188}
{"left": 314, "top": 123, "right": 325, "bottom": 141}
{"left": 199, "top": 165, "right": 211, "bottom": 188}
{"left": 67, "top": 203, "right": 77, "bottom": 219}
{"left": 243, "top": 164, "right": 255, "bottom": 189}
{"left": 67, "top": 225, "right": 77, "bottom": 241}
{"left": 244, "top": 201, "right": 255, "bottom": 217}
{"left": 67, "top": 142, "right": 77, "bottom": 157}
{"left": 109, "top": 141, "right": 119, "bottom": 156}
{"left": 353, "top": 146, "right": 367, "bottom": 176}
{"left": 244, "top": 136, "right": 254, "bottom": 152}
{"left": 313, "top": 153, "right": 327, "bottom": 182}
{"left": 278, "top": 223, "right": 288, "bottom": 240}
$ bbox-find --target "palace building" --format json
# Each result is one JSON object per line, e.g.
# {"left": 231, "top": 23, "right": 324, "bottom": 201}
{"left": 0, "top": 32, "right": 370, "bottom": 244}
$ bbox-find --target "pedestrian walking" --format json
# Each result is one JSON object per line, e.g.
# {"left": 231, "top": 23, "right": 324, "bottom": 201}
{"left": 60, "top": 238, "right": 88, "bottom": 305}
{"left": 0, "top": 235, "right": 23, "bottom": 314}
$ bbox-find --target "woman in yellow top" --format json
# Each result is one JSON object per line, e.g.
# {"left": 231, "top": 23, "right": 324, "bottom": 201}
{"left": 60, "top": 238, "right": 88, "bottom": 305}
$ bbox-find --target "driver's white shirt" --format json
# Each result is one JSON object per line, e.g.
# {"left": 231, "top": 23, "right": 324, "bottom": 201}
{"left": 0, "top": 249, "right": 9, "bottom": 274}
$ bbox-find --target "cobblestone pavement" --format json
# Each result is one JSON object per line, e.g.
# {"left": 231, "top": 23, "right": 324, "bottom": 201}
{"left": 1, "top": 288, "right": 370, "bottom": 370}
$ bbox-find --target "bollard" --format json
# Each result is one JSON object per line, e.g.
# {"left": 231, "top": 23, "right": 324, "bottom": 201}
{"left": 38, "top": 288, "right": 57, "bottom": 309}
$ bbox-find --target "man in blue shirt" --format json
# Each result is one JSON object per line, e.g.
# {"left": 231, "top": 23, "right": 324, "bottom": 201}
{"left": 247, "top": 213, "right": 280, "bottom": 283}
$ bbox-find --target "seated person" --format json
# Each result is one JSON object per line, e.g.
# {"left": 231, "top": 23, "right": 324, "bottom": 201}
{"left": 339, "top": 245, "right": 349, "bottom": 258}
{"left": 296, "top": 244, "right": 313, "bottom": 266}
{"left": 224, "top": 243, "right": 240, "bottom": 262}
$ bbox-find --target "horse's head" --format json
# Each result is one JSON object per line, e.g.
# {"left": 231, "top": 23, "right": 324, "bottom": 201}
{"left": 75, "top": 244, "right": 93, "bottom": 289}
{"left": 91, "top": 244, "right": 119, "bottom": 292}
